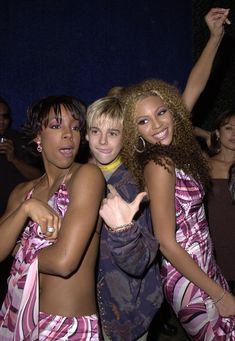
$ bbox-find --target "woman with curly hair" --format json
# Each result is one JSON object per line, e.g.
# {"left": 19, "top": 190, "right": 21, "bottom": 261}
{"left": 100, "top": 79, "right": 235, "bottom": 340}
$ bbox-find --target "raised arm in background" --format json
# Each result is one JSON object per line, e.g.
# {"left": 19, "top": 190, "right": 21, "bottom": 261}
{"left": 182, "top": 7, "right": 230, "bottom": 112}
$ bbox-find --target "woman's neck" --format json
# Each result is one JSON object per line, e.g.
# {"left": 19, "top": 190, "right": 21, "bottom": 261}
{"left": 210, "top": 151, "right": 235, "bottom": 178}
{"left": 212, "top": 149, "right": 235, "bottom": 164}
{"left": 44, "top": 163, "right": 74, "bottom": 187}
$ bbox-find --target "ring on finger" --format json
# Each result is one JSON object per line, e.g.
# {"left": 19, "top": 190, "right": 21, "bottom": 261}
{"left": 46, "top": 226, "right": 55, "bottom": 233}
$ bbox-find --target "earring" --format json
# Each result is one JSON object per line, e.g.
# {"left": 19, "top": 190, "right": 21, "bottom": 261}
{"left": 37, "top": 142, "right": 42, "bottom": 153}
{"left": 134, "top": 136, "right": 146, "bottom": 153}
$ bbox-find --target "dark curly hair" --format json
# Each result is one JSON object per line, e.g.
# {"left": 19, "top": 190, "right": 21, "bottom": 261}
{"left": 23, "top": 95, "right": 86, "bottom": 156}
{"left": 121, "top": 79, "right": 210, "bottom": 190}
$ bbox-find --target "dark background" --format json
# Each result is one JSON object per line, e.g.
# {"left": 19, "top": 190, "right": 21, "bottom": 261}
{"left": 0, "top": 0, "right": 192, "bottom": 128}
{"left": 0, "top": 1, "right": 234, "bottom": 130}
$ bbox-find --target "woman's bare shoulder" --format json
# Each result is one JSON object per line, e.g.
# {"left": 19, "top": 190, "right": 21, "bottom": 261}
{"left": 12, "top": 178, "right": 40, "bottom": 200}
{"left": 72, "top": 162, "right": 104, "bottom": 179}
{"left": 67, "top": 163, "right": 105, "bottom": 196}
{"left": 144, "top": 158, "right": 175, "bottom": 176}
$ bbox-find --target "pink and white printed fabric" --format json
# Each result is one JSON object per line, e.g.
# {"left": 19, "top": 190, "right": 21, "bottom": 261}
{"left": 0, "top": 183, "right": 69, "bottom": 340}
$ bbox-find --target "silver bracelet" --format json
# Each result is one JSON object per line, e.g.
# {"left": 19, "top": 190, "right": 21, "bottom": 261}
{"left": 110, "top": 222, "right": 134, "bottom": 233}
{"left": 212, "top": 289, "right": 226, "bottom": 305}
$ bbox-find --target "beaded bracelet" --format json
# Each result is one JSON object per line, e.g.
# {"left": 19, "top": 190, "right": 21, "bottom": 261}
{"left": 212, "top": 289, "right": 226, "bottom": 305}
{"left": 109, "top": 221, "right": 134, "bottom": 233}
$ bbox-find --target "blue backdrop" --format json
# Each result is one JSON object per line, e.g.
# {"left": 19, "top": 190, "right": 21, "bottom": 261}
{"left": 0, "top": 1, "right": 192, "bottom": 128}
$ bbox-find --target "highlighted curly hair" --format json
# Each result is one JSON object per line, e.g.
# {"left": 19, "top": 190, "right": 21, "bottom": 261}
{"left": 121, "top": 79, "right": 210, "bottom": 189}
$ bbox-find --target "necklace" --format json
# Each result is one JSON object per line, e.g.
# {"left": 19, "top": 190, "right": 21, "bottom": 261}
{"left": 98, "top": 156, "right": 122, "bottom": 171}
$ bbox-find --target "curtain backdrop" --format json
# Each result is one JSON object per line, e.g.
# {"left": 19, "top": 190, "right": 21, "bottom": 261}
{"left": 0, "top": 0, "right": 192, "bottom": 128}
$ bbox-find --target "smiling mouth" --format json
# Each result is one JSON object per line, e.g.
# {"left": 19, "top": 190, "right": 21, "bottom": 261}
{"left": 97, "top": 149, "right": 112, "bottom": 154}
{"left": 153, "top": 128, "right": 168, "bottom": 140}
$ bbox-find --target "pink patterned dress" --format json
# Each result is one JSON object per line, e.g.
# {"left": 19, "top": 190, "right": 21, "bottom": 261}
{"left": 0, "top": 182, "right": 99, "bottom": 340}
{"left": 161, "top": 169, "right": 235, "bottom": 340}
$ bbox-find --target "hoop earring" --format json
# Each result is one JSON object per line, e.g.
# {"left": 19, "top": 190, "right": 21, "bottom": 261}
{"left": 134, "top": 136, "right": 146, "bottom": 153}
{"left": 37, "top": 142, "right": 42, "bottom": 153}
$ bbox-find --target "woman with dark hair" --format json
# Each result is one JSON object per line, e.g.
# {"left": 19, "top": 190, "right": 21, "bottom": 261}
{"left": 0, "top": 95, "right": 104, "bottom": 340}
{"left": 100, "top": 79, "right": 235, "bottom": 340}
{"left": 194, "top": 110, "right": 235, "bottom": 294}
{"left": 205, "top": 110, "right": 235, "bottom": 295}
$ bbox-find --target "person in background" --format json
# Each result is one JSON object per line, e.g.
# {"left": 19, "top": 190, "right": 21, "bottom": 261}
{"left": 0, "top": 95, "right": 105, "bottom": 340}
{"left": 195, "top": 110, "right": 235, "bottom": 295}
{"left": 106, "top": 86, "right": 126, "bottom": 98}
{"left": 0, "top": 97, "right": 42, "bottom": 216}
{"left": 0, "top": 97, "right": 42, "bottom": 307}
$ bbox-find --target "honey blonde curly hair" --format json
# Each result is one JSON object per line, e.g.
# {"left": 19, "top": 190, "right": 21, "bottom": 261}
{"left": 121, "top": 79, "right": 210, "bottom": 189}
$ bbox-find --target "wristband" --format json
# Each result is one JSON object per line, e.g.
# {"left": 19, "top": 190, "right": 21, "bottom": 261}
{"left": 109, "top": 221, "right": 134, "bottom": 233}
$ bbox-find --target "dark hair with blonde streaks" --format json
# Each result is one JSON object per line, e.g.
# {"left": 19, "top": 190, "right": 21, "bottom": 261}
{"left": 121, "top": 79, "right": 210, "bottom": 190}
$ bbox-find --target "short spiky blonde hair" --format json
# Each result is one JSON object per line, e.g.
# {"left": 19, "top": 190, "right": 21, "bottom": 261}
{"left": 86, "top": 96, "right": 123, "bottom": 129}
{"left": 121, "top": 79, "right": 209, "bottom": 189}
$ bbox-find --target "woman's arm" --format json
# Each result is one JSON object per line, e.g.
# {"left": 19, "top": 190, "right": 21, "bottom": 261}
{"left": 0, "top": 181, "right": 61, "bottom": 261}
{"left": 182, "top": 7, "right": 230, "bottom": 112}
{"left": 193, "top": 126, "right": 211, "bottom": 149}
{"left": 37, "top": 164, "right": 105, "bottom": 277}
{"left": 144, "top": 160, "right": 235, "bottom": 317}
